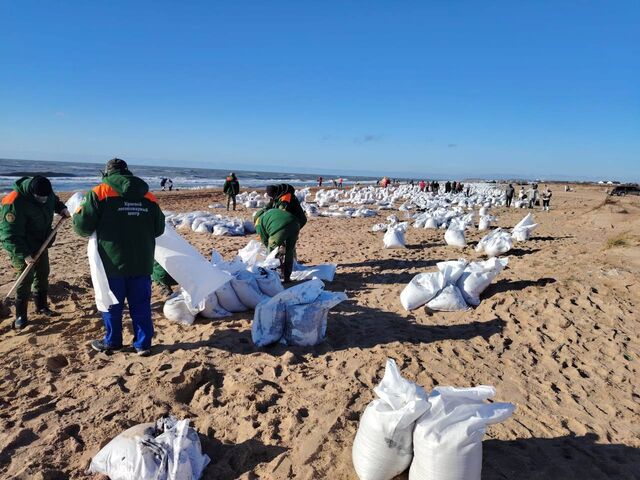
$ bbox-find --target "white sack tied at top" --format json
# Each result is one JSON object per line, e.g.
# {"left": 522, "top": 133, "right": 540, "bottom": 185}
{"left": 352, "top": 359, "right": 429, "bottom": 480}
{"left": 475, "top": 228, "right": 513, "bottom": 257}
{"left": 511, "top": 212, "right": 538, "bottom": 241}
{"left": 155, "top": 225, "right": 232, "bottom": 307}
{"left": 409, "top": 386, "right": 515, "bottom": 480}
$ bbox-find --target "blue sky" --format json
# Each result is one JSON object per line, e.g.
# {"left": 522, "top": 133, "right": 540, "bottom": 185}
{"left": 1, "top": 1, "right": 638, "bottom": 180}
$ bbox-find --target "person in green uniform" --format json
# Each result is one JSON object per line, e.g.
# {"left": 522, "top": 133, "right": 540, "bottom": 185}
{"left": 254, "top": 208, "right": 300, "bottom": 283}
{"left": 0, "top": 176, "right": 70, "bottom": 329}
{"left": 261, "top": 184, "right": 307, "bottom": 229}
{"left": 223, "top": 173, "right": 240, "bottom": 211}
{"left": 152, "top": 261, "right": 177, "bottom": 297}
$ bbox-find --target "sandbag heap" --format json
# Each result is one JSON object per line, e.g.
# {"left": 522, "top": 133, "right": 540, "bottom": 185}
{"left": 88, "top": 416, "right": 210, "bottom": 480}
{"left": 252, "top": 278, "right": 347, "bottom": 347}
{"left": 165, "top": 210, "right": 254, "bottom": 236}
{"left": 352, "top": 360, "right": 515, "bottom": 480}
{"left": 400, "top": 258, "right": 509, "bottom": 311}
{"left": 511, "top": 212, "right": 538, "bottom": 241}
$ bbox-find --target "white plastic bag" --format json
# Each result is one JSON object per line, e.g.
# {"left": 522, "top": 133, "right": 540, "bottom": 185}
{"left": 231, "top": 269, "right": 268, "bottom": 309}
{"left": 199, "top": 292, "right": 232, "bottom": 319}
{"left": 155, "top": 226, "right": 231, "bottom": 307}
{"left": 291, "top": 261, "right": 337, "bottom": 282}
{"left": 426, "top": 285, "right": 469, "bottom": 311}
{"left": 163, "top": 291, "right": 200, "bottom": 325}
{"left": 457, "top": 257, "right": 508, "bottom": 306}
{"left": 444, "top": 227, "right": 466, "bottom": 248}
{"left": 283, "top": 291, "right": 348, "bottom": 346}
{"left": 383, "top": 226, "right": 406, "bottom": 249}
{"left": 88, "top": 416, "right": 210, "bottom": 480}
{"left": 215, "top": 281, "right": 248, "bottom": 313}
{"left": 352, "top": 359, "right": 429, "bottom": 480}
{"left": 252, "top": 279, "right": 324, "bottom": 347}
{"left": 409, "top": 386, "right": 515, "bottom": 480}
{"left": 87, "top": 233, "right": 119, "bottom": 312}
{"left": 400, "top": 272, "right": 444, "bottom": 311}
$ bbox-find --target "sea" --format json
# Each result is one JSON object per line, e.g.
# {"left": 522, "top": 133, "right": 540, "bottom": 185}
{"left": 0, "top": 158, "right": 379, "bottom": 194}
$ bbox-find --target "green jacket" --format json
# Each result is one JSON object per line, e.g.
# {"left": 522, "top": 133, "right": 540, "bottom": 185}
{"left": 223, "top": 176, "right": 240, "bottom": 196}
{"left": 255, "top": 208, "right": 300, "bottom": 246}
{"left": 73, "top": 170, "right": 165, "bottom": 277}
{"left": 152, "top": 261, "right": 177, "bottom": 286}
{"left": 258, "top": 184, "right": 307, "bottom": 229}
{"left": 0, "top": 177, "right": 66, "bottom": 260}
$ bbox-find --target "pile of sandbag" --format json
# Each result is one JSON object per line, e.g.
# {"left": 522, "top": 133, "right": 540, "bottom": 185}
{"left": 512, "top": 213, "right": 538, "bottom": 241}
{"left": 88, "top": 415, "right": 210, "bottom": 480}
{"left": 400, "top": 258, "right": 509, "bottom": 311}
{"left": 165, "top": 210, "right": 253, "bottom": 236}
{"left": 475, "top": 228, "right": 513, "bottom": 257}
{"left": 352, "top": 360, "right": 515, "bottom": 480}
{"left": 252, "top": 279, "right": 347, "bottom": 347}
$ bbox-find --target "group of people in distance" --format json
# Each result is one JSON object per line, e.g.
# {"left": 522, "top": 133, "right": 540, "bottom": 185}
{"left": 505, "top": 183, "right": 553, "bottom": 210}
{"left": 316, "top": 176, "right": 343, "bottom": 188}
{"left": 0, "top": 159, "right": 307, "bottom": 357}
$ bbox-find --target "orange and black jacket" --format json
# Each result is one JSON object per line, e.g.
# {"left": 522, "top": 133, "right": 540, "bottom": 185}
{"left": 73, "top": 170, "right": 165, "bottom": 277}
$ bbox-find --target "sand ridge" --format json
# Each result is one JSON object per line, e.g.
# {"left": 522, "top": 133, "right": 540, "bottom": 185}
{"left": 0, "top": 185, "right": 639, "bottom": 479}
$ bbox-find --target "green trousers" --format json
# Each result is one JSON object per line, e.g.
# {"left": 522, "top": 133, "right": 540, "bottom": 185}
{"left": 267, "top": 228, "right": 299, "bottom": 281}
{"left": 11, "top": 250, "right": 49, "bottom": 301}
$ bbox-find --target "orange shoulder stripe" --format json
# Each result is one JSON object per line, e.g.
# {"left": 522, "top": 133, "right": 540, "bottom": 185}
{"left": 144, "top": 192, "right": 158, "bottom": 203}
{"left": 92, "top": 183, "right": 120, "bottom": 201}
{"left": 1, "top": 190, "right": 19, "bottom": 206}
{"left": 280, "top": 192, "right": 292, "bottom": 203}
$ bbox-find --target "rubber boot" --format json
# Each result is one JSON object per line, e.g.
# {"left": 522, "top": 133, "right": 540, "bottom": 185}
{"left": 14, "top": 298, "right": 29, "bottom": 329}
{"left": 35, "top": 291, "right": 54, "bottom": 316}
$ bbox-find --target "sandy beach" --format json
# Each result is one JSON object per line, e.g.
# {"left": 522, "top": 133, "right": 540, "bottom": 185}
{"left": 0, "top": 185, "right": 639, "bottom": 480}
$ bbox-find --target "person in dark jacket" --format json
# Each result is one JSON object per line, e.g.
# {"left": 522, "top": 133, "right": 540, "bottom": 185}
{"left": 73, "top": 158, "right": 165, "bottom": 356}
{"left": 261, "top": 183, "right": 307, "bottom": 229}
{"left": 0, "top": 176, "right": 70, "bottom": 328}
{"left": 223, "top": 173, "right": 240, "bottom": 211}
{"left": 152, "top": 261, "right": 177, "bottom": 297}
{"left": 505, "top": 184, "right": 515, "bottom": 207}
{"left": 255, "top": 208, "right": 300, "bottom": 283}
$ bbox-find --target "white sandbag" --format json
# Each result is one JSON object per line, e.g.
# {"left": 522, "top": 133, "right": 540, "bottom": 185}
{"left": 352, "top": 359, "right": 429, "bottom": 480}
{"left": 400, "top": 272, "right": 444, "bottom": 311}
{"left": 155, "top": 226, "right": 232, "bottom": 307}
{"left": 511, "top": 213, "right": 537, "bottom": 241}
{"left": 88, "top": 233, "right": 119, "bottom": 312}
{"left": 479, "top": 206, "right": 489, "bottom": 216}
{"left": 426, "top": 284, "right": 469, "bottom": 311}
{"left": 513, "top": 212, "right": 535, "bottom": 229}
{"left": 423, "top": 217, "right": 438, "bottom": 229}
{"left": 237, "top": 239, "right": 266, "bottom": 266}
{"left": 199, "top": 292, "right": 232, "bottom": 319}
{"left": 291, "top": 261, "right": 337, "bottom": 282}
{"left": 457, "top": 258, "right": 508, "bottom": 306}
{"left": 283, "top": 291, "right": 348, "bottom": 346}
{"left": 252, "top": 279, "right": 324, "bottom": 347}
{"left": 436, "top": 259, "right": 468, "bottom": 284}
{"left": 163, "top": 291, "right": 200, "bottom": 325}
{"left": 253, "top": 267, "right": 284, "bottom": 296}
{"left": 88, "top": 416, "right": 210, "bottom": 480}
{"left": 475, "top": 228, "right": 513, "bottom": 257}
{"left": 215, "top": 281, "right": 248, "bottom": 312}
{"left": 243, "top": 219, "right": 256, "bottom": 234}
{"left": 409, "top": 386, "right": 515, "bottom": 480}
{"left": 212, "top": 224, "right": 231, "bottom": 236}
{"left": 372, "top": 223, "right": 388, "bottom": 232}
{"left": 231, "top": 270, "right": 268, "bottom": 309}
{"left": 383, "top": 226, "right": 406, "bottom": 249}
{"left": 444, "top": 227, "right": 466, "bottom": 248}
{"left": 194, "top": 223, "right": 212, "bottom": 234}
{"left": 478, "top": 216, "right": 492, "bottom": 231}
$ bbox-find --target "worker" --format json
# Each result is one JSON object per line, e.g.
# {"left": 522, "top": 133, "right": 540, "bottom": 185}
{"left": 255, "top": 208, "right": 300, "bottom": 283}
{"left": 505, "top": 184, "right": 515, "bottom": 207}
{"left": 0, "top": 176, "right": 70, "bottom": 329}
{"left": 223, "top": 172, "right": 240, "bottom": 211}
{"left": 542, "top": 186, "right": 553, "bottom": 211}
{"left": 262, "top": 183, "right": 307, "bottom": 229}
{"left": 73, "top": 158, "right": 165, "bottom": 356}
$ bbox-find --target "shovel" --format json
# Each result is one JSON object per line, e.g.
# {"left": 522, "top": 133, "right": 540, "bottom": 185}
{"left": 1, "top": 216, "right": 67, "bottom": 316}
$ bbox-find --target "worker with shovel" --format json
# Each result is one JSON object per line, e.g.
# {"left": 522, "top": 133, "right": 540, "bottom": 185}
{"left": 0, "top": 176, "right": 70, "bottom": 329}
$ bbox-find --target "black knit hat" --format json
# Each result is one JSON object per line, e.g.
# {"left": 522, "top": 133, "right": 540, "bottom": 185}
{"left": 30, "top": 176, "right": 52, "bottom": 196}
{"left": 105, "top": 158, "right": 128, "bottom": 173}
{"left": 265, "top": 185, "right": 277, "bottom": 198}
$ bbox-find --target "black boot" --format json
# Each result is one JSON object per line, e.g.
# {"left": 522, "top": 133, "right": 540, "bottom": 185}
{"left": 14, "top": 297, "right": 28, "bottom": 329}
{"left": 35, "top": 291, "right": 54, "bottom": 316}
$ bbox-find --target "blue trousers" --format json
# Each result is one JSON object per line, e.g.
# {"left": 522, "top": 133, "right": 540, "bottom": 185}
{"left": 102, "top": 276, "right": 154, "bottom": 350}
